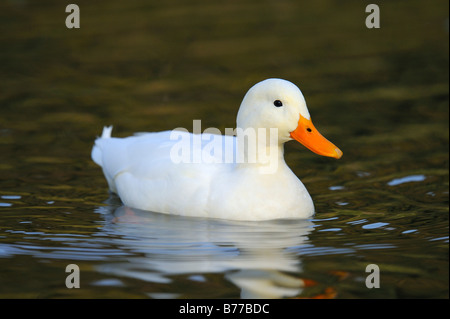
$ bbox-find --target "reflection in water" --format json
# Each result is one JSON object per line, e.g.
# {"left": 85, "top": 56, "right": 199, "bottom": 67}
{"left": 96, "top": 204, "right": 315, "bottom": 298}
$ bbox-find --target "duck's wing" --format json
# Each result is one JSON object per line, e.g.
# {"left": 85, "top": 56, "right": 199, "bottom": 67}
{"left": 92, "top": 127, "right": 236, "bottom": 195}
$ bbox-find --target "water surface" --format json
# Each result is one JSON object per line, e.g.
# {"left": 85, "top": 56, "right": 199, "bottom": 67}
{"left": 0, "top": 0, "right": 448, "bottom": 298}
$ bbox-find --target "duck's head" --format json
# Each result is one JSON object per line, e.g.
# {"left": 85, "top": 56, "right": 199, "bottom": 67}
{"left": 237, "top": 78, "right": 343, "bottom": 159}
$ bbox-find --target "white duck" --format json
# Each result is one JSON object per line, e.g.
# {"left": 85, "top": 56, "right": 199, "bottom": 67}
{"left": 92, "top": 78, "right": 342, "bottom": 221}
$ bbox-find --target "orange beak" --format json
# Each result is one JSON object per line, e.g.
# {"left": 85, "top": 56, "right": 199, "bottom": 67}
{"left": 290, "top": 115, "right": 343, "bottom": 159}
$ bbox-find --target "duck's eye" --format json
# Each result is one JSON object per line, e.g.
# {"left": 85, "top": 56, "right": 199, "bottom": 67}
{"left": 273, "top": 100, "right": 283, "bottom": 107}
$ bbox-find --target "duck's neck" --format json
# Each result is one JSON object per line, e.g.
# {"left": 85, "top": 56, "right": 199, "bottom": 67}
{"left": 235, "top": 127, "right": 286, "bottom": 174}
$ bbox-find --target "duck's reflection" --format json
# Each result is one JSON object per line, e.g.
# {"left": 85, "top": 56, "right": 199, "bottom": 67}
{"left": 96, "top": 204, "right": 315, "bottom": 298}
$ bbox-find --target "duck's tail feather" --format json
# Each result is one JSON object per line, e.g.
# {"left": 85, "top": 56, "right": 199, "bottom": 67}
{"left": 91, "top": 126, "right": 113, "bottom": 167}
{"left": 100, "top": 125, "right": 113, "bottom": 139}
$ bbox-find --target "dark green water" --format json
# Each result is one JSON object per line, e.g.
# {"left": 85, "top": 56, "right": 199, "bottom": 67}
{"left": 0, "top": 0, "right": 448, "bottom": 298}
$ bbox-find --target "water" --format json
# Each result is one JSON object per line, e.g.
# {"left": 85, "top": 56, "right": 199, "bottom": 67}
{"left": 0, "top": 0, "right": 448, "bottom": 298}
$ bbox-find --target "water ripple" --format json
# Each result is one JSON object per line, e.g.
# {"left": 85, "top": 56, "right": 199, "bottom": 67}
{"left": 387, "top": 174, "right": 426, "bottom": 186}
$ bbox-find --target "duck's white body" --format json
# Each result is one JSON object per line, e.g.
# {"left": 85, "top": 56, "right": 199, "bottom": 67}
{"left": 92, "top": 79, "right": 342, "bottom": 221}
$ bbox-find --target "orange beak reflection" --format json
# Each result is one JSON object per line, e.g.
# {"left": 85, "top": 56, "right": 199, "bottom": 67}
{"left": 290, "top": 115, "right": 343, "bottom": 159}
